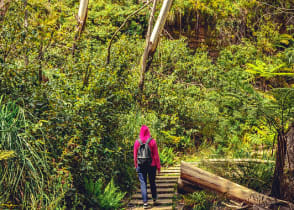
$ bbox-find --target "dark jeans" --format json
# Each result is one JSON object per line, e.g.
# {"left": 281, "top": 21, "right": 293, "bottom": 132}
{"left": 136, "top": 165, "right": 157, "bottom": 203}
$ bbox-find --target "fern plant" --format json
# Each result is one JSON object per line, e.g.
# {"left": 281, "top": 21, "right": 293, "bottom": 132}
{"left": 246, "top": 60, "right": 294, "bottom": 79}
{"left": 159, "top": 147, "right": 176, "bottom": 167}
{"left": 84, "top": 178, "right": 126, "bottom": 210}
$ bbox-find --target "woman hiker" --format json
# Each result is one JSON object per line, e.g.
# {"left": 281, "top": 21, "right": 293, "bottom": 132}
{"left": 134, "top": 125, "right": 161, "bottom": 209}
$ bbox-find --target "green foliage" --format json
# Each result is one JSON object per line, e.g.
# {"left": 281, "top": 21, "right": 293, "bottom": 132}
{"left": 84, "top": 178, "right": 126, "bottom": 210}
{"left": 0, "top": 99, "right": 47, "bottom": 206}
{"left": 0, "top": 99, "right": 70, "bottom": 208}
{"left": 237, "top": 163, "right": 275, "bottom": 192}
{"left": 246, "top": 59, "right": 294, "bottom": 80}
{"left": 183, "top": 191, "right": 217, "bottom": 210}
{"left": 1, "top": 0, "right": 294, "bottom": 207}
{"left": 0, "top": 150, "right": 15, "bottom": 161}
{"left": 244, "top": 124, "right": 275, "bottom": 148}
{"left": 159, "top": 147, "right": 176, "bottom": 167}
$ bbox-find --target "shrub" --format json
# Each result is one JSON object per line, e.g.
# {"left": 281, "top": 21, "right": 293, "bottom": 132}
{"left": 84, "top": 178, "right": 126, "bottom": 210}
{"left": 183, "top": 191, "right": 217, "bottom": 210}
{"left": 0, "top": 99, "right": 69, "bottom": 208}
{"left": 159, "top": 147, "right": 176, "bottom": 167}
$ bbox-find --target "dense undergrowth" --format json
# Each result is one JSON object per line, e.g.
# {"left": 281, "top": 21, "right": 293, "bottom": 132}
{"left": 0, "top": 0, "right": 294, "bottom": 208}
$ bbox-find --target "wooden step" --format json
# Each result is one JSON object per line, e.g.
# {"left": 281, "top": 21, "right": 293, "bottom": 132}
{"left": 156, "top": 183, "right": 176, "bottom": 188}
{"left": 156, "top": 176, "right": 179, "bottom": 180}
{"left": 158, "top": 173, "right": 180, "bottom": 177}
{"left": 160, "top": 170, "right": 180, "bottom": 173}
{"left": 155, "top": 179, "right": 178, "bottom": 183}
{"left": 160, "top": 169, "right": 180, "bottom": 173}
{"left": 137, "top": 187, "right": 175, "bottom": 193}
{"left": 129, "top": 206, "right": 172, "bottom": 210}
{"left": 144, "top": 182, "right": 177, "bottom": 186}
{"left": 128, "top": 165, "right": 180, "bottom": 209}
{"left": 132, "top": 193, "right": 174, "bottom": 199}
{"left": 129, "top": 198, "right": 173, "bottom": 206}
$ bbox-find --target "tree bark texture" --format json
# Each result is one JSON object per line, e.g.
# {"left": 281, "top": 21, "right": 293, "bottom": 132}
{"left": 271, "top": 131, "right": 287, "bottom": 199}
{"left": 281, "top": 123, "right": 294, "bottom": 202}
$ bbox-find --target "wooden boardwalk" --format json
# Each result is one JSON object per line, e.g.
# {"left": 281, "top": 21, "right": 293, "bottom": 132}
{"left": 127, "top": 166, "right": 180, "bottom": 210}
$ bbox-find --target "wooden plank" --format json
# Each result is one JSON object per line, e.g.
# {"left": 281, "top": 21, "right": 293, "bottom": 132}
{"left": 137, "top": 188, "right": 174, "bottom": 193}
{"left": 181, "top": 161, "right": 294, "bottom": 207}
{"left": 160, "top": 170, "right": 180, "bottom": 173}
{"left": 160, "top": 173, "right": 180, "bottom": 176}
{"left": 129, "top": 206, "right": 172, "bottom": 210}
{"left": 156, "top": 179, "right": 178, "bottom": 184}
{"left": 132, "top": 193, "right": 174, "bottom": 199}
{"left": 156, "top": 176, "right": 179, "bottom": 180}
{"left": 129, "top": 199, "right": 173, "bottom": 206}
{"left": 155, "top": 183, "right": 176, "bottom": 188}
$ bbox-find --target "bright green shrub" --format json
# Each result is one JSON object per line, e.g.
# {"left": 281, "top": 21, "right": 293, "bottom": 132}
{"left": 84, "top": 178, "right": 126, "bottom": 210}
{"left": 159, "top": 147, "right": 176, "bottom": 167}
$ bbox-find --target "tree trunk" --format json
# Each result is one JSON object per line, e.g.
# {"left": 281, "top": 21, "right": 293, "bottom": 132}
{"left": 281, "top": 123, "right": 294, "bottom": 202}
{"left": 138, "top": 0, "right": 157, "bottom": 94}
{"left": 271, "top": 130, "right": 287, "bottom": 199}
{"left": 78, "top": 0, "right": 89, "bottom": 26}
{"left": 271, "top": 122, "right": 294, "bottom": 202}
{"left": 138, "top": 0, "right": 173, "bottom": 94}
{"left": 72, "top": 0, "right": 89, "bottom": 56}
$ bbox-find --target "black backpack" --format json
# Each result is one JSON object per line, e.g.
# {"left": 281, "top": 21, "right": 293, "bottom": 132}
{"left": 137, "top": 137, "right": 152, "bottom": 166}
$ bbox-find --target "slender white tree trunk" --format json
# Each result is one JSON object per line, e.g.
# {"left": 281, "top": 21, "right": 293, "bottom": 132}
{"left": 139, "top": 0, "right": 173, "bottom": 94}
{"left": 72, "top": 0, "right": 89, "bottom": 56}
{"left": 139, "top": 0, "right": 158, "bottom": 93}
{"left": 78, "top": 0, "right": 89, "bottom": 28}
{"left": 149, "top": 0, "right": 173, "bottom": 53}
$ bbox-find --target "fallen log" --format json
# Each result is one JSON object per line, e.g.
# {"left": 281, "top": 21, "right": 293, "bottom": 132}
{"left": 180, "top": 161, "right": 294, "bottom": 208}
{"left": 177, "top": 178, "right": 201, "bottom": 194}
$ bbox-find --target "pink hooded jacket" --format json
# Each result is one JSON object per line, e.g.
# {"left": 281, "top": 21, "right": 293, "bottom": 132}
{"left": 133, "top": 125, "right": 161, "bottom": 171}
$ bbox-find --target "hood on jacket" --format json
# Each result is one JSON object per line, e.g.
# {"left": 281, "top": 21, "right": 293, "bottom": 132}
{"left": 139, "top": 125, "right": 151, "bottom": 142}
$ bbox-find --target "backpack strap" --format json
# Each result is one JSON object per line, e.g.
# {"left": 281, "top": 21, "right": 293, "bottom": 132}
{"left": 138, "top": 138, "right": 143, "bottom": 145}
{"left": 138, "top": 137, "right": 152, "bottom": 145}
{"left": 146, "top": 137, "right": 152, "bottom": 144}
